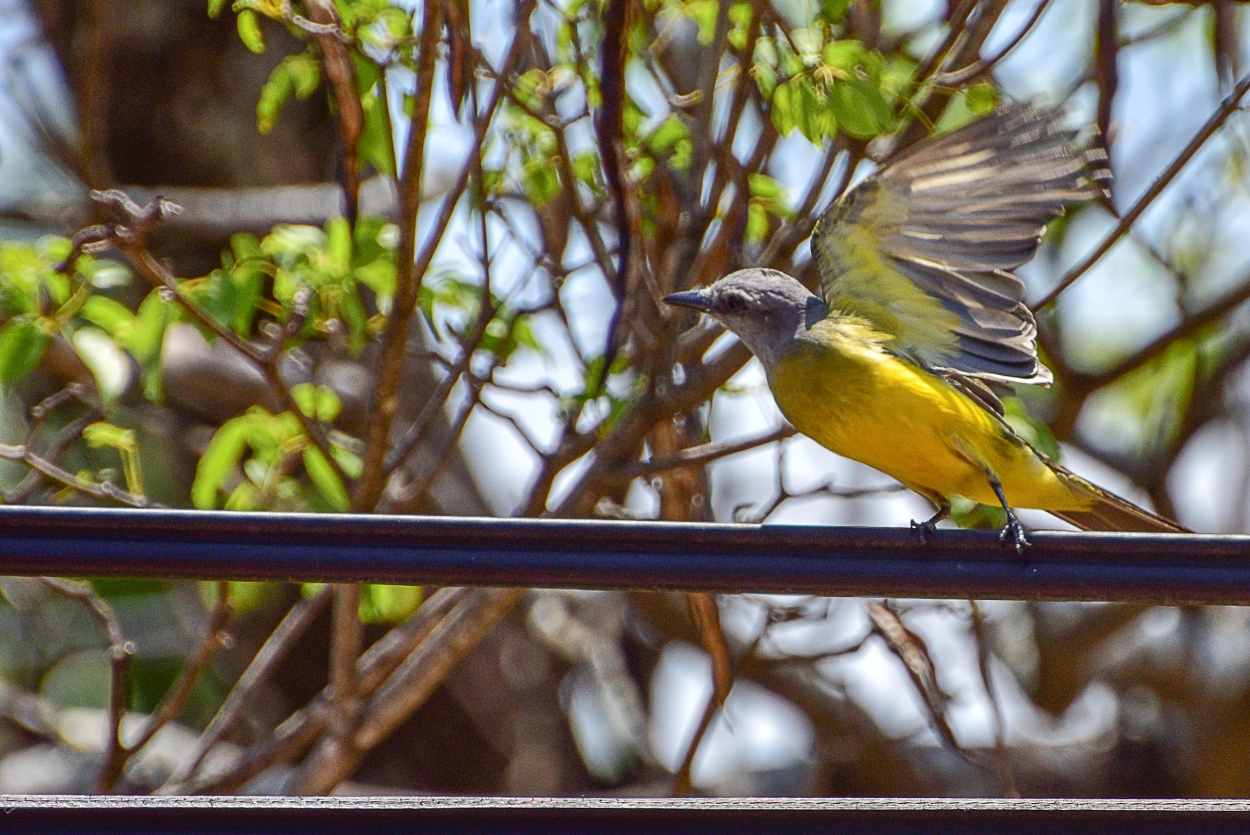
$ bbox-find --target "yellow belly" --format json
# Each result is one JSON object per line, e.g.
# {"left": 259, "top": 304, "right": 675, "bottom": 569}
{"left": 768, "top": 327, "right": 1087, "bottom": 512}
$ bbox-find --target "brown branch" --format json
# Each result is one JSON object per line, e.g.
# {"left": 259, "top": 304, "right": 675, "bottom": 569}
{"left": 589, "top": 0, "right": 635, "bottom": 397}
{"left": 124, "top": 582, "right": 232, "bottom": 755}
{"left": 1081, "top": 272, "right": 1250, "bottom": 390}
{"left": 355, "top": 2, "right": 534, "bottom": 509}
{"left": 932, "top": 0, "right": 1055, "bottom": 86}
{"left": 169, "top": 586, "right": 470, "bottom": 795}
{"left": 36, "top": 577, "right": 130, "bottom": 792}
{"left": 969, "top": 601, "right": 1020, "bottom": 798}
{"left": 302, "top": 1, "right": 364, "bottom": 226}
{"left": 82, "top": 190, "right": 347, "bottom": 487}
{"left": 868, "top": 601, "right": 977, "bottom": 767}
{"left": 289, "top": 586, "right": 525, "bottom": 795}
{"left": 615, "top": 426, "right": 797, "bottom": 481}
{"left": 1093, "top": 0, "right": 1119, "bottom": 147}
{"left": 325, "top": 583, "right": 363, "bottom": 770}
{"left": 159, "top": 585, "right": 333, "bottom": 793}
{"left": 352, "top": 0, "right": 445, "bottom": 511}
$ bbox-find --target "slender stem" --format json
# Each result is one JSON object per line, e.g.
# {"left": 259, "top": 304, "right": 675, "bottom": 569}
{"left": 1035, "top": 71, "right": 1250, "bottom": 309}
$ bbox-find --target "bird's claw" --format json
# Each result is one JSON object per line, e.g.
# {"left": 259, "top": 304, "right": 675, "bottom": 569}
{"left": 910, "top": 517, "right": 938, "bottom": 547}
{"left": 911, "top": 504, "right": 950, "bottom": 549}
{"left": 999, "top": 514, "right": 1030, "bottom": 555}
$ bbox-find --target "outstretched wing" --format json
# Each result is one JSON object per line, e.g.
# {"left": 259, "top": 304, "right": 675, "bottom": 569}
{"left": 811, "top": 103, "right": 1109, "bottom": 385}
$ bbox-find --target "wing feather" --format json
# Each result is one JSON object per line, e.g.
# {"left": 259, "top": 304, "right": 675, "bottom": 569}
{"left": 812, "top": 103, "right": 1108, "bottom": 385}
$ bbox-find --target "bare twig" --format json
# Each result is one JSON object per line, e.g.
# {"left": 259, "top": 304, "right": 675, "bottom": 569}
{"left": 302, "top": 1, "right": 363, "bottom": 225}
{"left": 353, "top": 0, "right": 445, "bottom": 512}
{"left": 1035, "top": 71, "right": 1250, "bottom": 309}
{"left": 36, "top": 577, "right": 131, "bottom": 792}
{"left": 932, "top": 0, "right": 1054, "bottom": 86}
{"left": 169, "top": 587, "right": 472, "bottom": 795}
{"left": 616, "top": 426, "right": 797, "bottom": 482}
{"left": 160, "top": 585, "right": 334, "bottom": 792}
{"left": 124, "top": 582, "right": 232, "bottom": 754}
{"left": 325, "top": 583, "right": 363, "bottom": 768}
{"left": 969, "top": 601, "right": 1020, "bottom": 797}
{"left": 356, "top": 1, "right": 535, "bottom": 509}
{"left": 289, "top": 587, "right": 525, "bottom": 795}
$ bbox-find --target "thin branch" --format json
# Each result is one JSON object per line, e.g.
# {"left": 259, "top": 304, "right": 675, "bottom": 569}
{"left": 353, "top": 0, "right": 445, "bottom": 511}
{"left": 301, "top": 1, "right": 363, "bottom": 225}
{"left": 83, "top": 191, "right": 348, "bottom": 486}
{"left": 124, "top": 582, "right": 232, "bottom": 754}
{"left": 36, "top": 577, "right": 131, "bottom": 792}
{"left": 288, "top": 587, "right": 525, "bottom": 795}
{"left": 1035, "top": 71, "right": 1250, "bottom": 309}
{"left": 325, "top": 583, "right": 363, "bottom": 768}
{"left": 1081, "top": 271, "right": 1250, "bottom": 389}
{"left": 167, "top": 586, "right": 470, "bottom": 795}
{"left": 355, "top": 2, "right": 535, "bottom": 508}
{"left": 969, "top": 601, "right": 1020, "bottom": 798}
{"left": 159, "top": 586, "right": 334, "bottom": 793}
{"left": 932, "top": 0, "right": 1054, "bottom": 86}
{"left": 615, "top": 426, "right": 796, "bottom": 481}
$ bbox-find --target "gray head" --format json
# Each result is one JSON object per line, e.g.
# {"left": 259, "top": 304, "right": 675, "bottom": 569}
{"left": 664, "top": 268, "right": 826, "bottom": 368}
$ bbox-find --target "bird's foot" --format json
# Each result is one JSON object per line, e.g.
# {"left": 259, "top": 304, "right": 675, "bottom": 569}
{"left": 910, "top": 505, "right": 950, "bottom": 548}
{"left": 999, "top": 512, "right": 1030, "bottom": 555}
{"left": 910, "top": 518, "right": 936, "bottom": 547}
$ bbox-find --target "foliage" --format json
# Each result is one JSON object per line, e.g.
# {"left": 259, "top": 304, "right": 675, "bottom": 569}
{"left": 0, "top": 0, "right": 1244, "bottom": 801}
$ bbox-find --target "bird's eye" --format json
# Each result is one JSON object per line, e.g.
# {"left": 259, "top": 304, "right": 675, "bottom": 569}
{"left": 721, "top": 292, "right": 749, "bottom": 315}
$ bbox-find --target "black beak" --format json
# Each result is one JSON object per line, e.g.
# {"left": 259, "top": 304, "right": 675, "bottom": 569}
{"left": 663, "top": 290, "right": 713, "bottom": 312}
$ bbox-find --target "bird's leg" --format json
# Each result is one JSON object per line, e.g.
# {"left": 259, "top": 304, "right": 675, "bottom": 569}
{"left": 985, "top": 473, "right": 1029, "bottom": 554}
{"left": 910, "top": 498, "right": 951, "bottom": 547}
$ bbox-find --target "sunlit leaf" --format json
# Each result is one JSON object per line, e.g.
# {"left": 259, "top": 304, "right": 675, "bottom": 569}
{"left": 236, "top": 9, "right": 266, "bottom": 54}
{"left": 192, "top": 418, "right": 250, "bottom": 509}
{"left": 303, "top": 446, "right": 350, "bottom": 511}
{"left": 0, "top": 318, "right": 46, "bottom": 384}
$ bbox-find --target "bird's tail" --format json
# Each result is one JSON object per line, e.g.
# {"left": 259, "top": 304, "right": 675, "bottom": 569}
{"left": 1050, "top": 466, "right": 1188, "bottom": 533}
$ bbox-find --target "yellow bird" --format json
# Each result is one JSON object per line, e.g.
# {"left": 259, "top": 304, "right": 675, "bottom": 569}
{"left": 665, "top": 104, "right": 1187, "bottom": 548}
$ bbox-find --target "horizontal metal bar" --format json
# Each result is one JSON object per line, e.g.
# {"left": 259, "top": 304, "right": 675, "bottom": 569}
{"left": 3, "top": 795, "right": 1250, "bottom": 834}
{"left": 0, "top": 506, "right": 1247, "bottom": 604}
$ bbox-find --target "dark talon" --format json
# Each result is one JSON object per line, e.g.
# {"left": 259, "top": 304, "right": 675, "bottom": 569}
{"left": 910, "top": 518, "right": 937, "bottom": 547}
{"left": 999, "top": 511, "right": 1030, "bottom": 555}
{"left": 911, "top": 503, "right": 950, "bottom": 548}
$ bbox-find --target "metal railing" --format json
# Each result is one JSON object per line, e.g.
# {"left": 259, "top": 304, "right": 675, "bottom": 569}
{"left": 2, "top": 504, "right": 1250, "bottom": 831}
{"left": 0, "top": 505, "right": 1246, "bottom": 604}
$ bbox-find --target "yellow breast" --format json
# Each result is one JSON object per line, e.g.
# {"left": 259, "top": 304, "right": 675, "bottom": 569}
{"left": 766, "top": 320, "right": 1087, "bottom": 512}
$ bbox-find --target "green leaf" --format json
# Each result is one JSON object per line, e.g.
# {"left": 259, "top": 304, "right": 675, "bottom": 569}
{"left": 130, "top": 292, "right": 169, "bottom": 402}
{"left": 208, "top": 0, "right": 231, "bottom": 18}
{"left": 818, "top": 0, "right": 851, "bottom": 23}
{"left": 821, "top": 40, "right": 866, "bottom": 72}
{"left": 225, "top": 481, "right": 261, "bottom": 511}
{"left": 82, "top": 422, "right": 135, "bottom": 450}
{"left": 257, "top": 52, "right": 320, "bottom": 134}
{"left": 236, "top": 9, "right": 266, "bottom": 54}
{"left": 831, "top": 80, "right": 885, "bottom": 139}
{"left": 770, "top": 79, "right": 796, "bottom": 135}
{"left": 685, "top": 0, "right": 719, "bottom": 44}
{"left": 748, "top": 173, "right": 785, "bottom": 200}
{"left": 192, "top": 418, "right": 250, "bottom": 509}
{"left": 964, "top": 82, "right": 1000, "bottom": 115}
{"left": 80, "top": 296, "right": 135, "bottom": 338}
{"left": 303, "top": 447, "right": 350, "bottom": 511}
{"left": 746, "top": 201, "right": 769, "bottom": 243}
{"left": 331, "top": 444, "right": 364, "bottom": 479}
{"left": 291, "top": 383, "right": 343, "bottom": 423}
{"left": 358, "top": 584, "right": 424, "bottom": 623}
{"left": 649, "top": 114, "right": 689, "bottom": 153}
{"left": 0, "top": 318, "right": 47, "bottom": 384}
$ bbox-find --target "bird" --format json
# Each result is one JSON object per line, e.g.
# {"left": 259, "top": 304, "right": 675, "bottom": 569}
{"left": 664, "top": 103, "right": 1188, "bottom": 549}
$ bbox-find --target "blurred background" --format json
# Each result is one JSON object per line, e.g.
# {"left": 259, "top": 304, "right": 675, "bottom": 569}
{"left": 0, "top": 0, "right": 1243, "bottom": 798}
